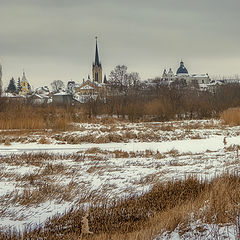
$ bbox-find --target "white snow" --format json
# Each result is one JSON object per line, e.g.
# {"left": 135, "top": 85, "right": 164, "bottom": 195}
{"left": 0, "top": 135, "right": 239, "bottom": 155}
{"left": 0, "top": 120, "right": 239, "bottom": 238}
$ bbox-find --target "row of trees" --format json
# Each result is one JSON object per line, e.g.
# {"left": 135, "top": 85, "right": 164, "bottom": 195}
{"left": 85, "top": 79, "right": 240, "bottom": 121}
{"left": 3, "top": 64, "right": 240, "bottom": 123}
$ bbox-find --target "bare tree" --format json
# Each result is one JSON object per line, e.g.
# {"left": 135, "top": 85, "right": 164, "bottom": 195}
{"left": 126, "top": 72, "right": 141, "bottom": 88}
{"left": 108, "top": 65, "right": 140, "bottom": 93}
{"left": 51, "top": 80, "right": 65, "bottom": 93}
{"left": 108, "top": 65, "right": 128, "bottom": 92}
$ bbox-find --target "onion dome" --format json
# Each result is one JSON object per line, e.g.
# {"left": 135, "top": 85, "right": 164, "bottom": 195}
{"left": 176, "top": 60, "right": 188, "bottom": 75}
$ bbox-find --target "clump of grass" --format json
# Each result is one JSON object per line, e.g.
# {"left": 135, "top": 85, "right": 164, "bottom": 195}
{"left": 38, "top": 136, "right": 51, "bottom": 144}
{"left": 85, "top": 148, "right": 102, "bottom": 154}
{"left": 167, "top": 148, "right": 180, "bottom": 157}
{"left": 155, "top": 151, "right": 164, "bottom": 159}
{"left": 221, "top": 107, "right": 240, "bottom": 126}
{"left": 113, "top": 150, "right": 129, "bottom": 158}
{"left": 9, "top": 181, "right": 78, "bottom": 206}
{"left": 81, "top": 209, "right": 93, "bottom": 235}
{"left": 4, "top": 137, "right": 11, "bottom": 146}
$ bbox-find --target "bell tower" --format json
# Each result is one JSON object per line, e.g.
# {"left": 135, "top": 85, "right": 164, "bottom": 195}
{"left": 92, "top": 37, "right": 102, "bottom": 83}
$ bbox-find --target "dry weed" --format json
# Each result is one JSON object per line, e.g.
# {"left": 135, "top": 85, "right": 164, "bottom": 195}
{"left": 4, "top": 138, "right": 11, "bottom": 146}
{"left": 38, "top": 136, "right": 51, "bottom": 144}
{"left": 221, "top": 107, "right": 240, "bottom": 126}
{"left": 81, "top": 210, "right": 93, "bottom": 235}
{"left": 1, "top": 173, "right": 240, "bottom": 239}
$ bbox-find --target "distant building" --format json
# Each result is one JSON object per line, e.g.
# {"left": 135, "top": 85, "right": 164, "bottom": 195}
{"left": 74, "top": 38, "right": 107, "bottom": 103}
{"left": 52, "top": 92, "right": 73, "bottom": 105}
{"left": 35, "top": 86, "right": 50, "bottom": 95}
{"left": 67, "top": 81, "right": 76, "bottom": 94}
{"left": 19, "top": 71, "right": 31, "bottom": 95}
{"left": 207, "top": 80, "right": 225, "bottom": 93}
{"left": 161, "top": 60, "right": 211, "bottom": 88}
{"left": 29, "top": 94, "right": 50, "bottom": 104}
{"left": 1, "top": 92, "right": 26, "bottom": 102}
{"left": 30, "top": 86, "right": 51, "bottom": 104}
{"left": 74, "top": 76, "right": 106, "bottom": 102}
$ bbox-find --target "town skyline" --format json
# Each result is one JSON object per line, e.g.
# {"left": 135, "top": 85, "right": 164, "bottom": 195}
{"left": 0, "top": 0, "right": 240, "bottom": 88}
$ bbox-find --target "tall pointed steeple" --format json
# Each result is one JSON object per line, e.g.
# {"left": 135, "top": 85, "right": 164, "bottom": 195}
{"left": 94, "top": 37, "right": 101, "bottom": 67}
{"left": 92, "top": 36, "right": 103, "bottom": 83}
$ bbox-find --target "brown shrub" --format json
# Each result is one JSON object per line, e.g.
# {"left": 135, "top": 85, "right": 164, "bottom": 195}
{"left": 221, "top": 107, "right": 240, "bottom": 126}
{"left": 38, "top": 136, "right": 51, "bottom": 144}
{"left": 4, "top": 137, "right": 11, "bottom": 146}
{"left": 85, "top": 147, "right": 102, "bottom": 154}
{"left": 100, "top": 117, "right": 117, "bottom": 124}
{"left": 167, "top": 148, "right": 180, "bottom": 157}
{"left": 113, "top": 150, "right": 129, "bottom": 158}
{"left": 95, "top": 135, "right": 111, "bottom": 143}
{"left": 108, "top": 133, "right": 123, "bottom": 142}
{"left": 123, "top": 130, "right": 137, "bottom": 140}
{"left": 155, "top": 151, "right": 164, "bottom": 159}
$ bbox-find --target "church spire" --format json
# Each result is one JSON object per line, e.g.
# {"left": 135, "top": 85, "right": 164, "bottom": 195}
{"left": 94, "top": 36, "right": 101, "bottom": 67}
{"left": 92, "top": 37, "right": 103, "bottom": 83}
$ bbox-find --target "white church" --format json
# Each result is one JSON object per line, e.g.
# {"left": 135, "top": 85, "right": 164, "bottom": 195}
{"left": 161, "top": 60, "right": 211, "bottom": 89}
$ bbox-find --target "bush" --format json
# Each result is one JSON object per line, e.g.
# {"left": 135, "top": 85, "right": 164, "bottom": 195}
{"left": 221, "top": 107, "right": 240, "bottom": 125}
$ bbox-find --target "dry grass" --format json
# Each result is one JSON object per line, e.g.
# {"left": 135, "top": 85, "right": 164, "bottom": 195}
{"left": 38, "top": 136, "right": 51, "bottom": 144}
{"left": 0, "top": 118, "right": 227, "bottom": 145}
{"left": 221, "top": 107, "right": 240, "bottom": 126}
{"left": 6, "top": 181, "right": 78, "bottom": 206}
{"left": 1, "top": 173, "right": 239, "bottom": 239}
{"left": 0, "top": 153, "right": 76, "bottom": 166}
{"left": 4, "top": 137, "right": 11, "bottom": 146}
{"left": 0, "top": 103, "right": 73, "bottom": 131}
{"left": 166, "top": 148, "right": 180, "bottom": 157}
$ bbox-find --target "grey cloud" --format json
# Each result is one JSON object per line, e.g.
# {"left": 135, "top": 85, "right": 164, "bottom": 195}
{"left": 0, "top": 0, "right": 239, "bottom": 87}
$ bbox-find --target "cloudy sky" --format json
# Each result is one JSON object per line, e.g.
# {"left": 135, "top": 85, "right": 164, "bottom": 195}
{"left": 0, "top": 0, "right": 240, "bottom": 88}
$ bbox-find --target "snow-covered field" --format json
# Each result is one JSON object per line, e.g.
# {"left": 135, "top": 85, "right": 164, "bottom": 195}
{"left": 0, "top": 119, "right": 239, "bottom": 238}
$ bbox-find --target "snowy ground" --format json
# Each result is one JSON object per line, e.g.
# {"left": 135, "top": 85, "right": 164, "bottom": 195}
{"left": 0, "top": 119, "right": 239, "bottom": 238}
{"left": 156, "top": 222, "right": 238, "bottom": 240}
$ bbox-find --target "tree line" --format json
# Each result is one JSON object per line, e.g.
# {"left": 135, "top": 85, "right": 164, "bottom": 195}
{"left": 86, "top": 65, "right": 240, "bottom": 121}
{"left": 2, "top": 64, "right": 240, "bottom": 122}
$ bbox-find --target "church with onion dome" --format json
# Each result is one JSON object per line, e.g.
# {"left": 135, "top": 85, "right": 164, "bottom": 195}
{"left": 162, "top": 60, "right": 211, "bottom": 89}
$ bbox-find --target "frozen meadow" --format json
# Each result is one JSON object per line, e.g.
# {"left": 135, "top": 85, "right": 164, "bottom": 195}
{"left": 0, "top": 119, "right": 239, "bottom": 239}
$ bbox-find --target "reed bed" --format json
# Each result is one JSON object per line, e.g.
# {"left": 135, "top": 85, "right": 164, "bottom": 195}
{"left": 0, "top": 173, "right": 239, "bottom": 239}
{"left": 0, "top": 102, "right": 73, "bottom": 130}
{"left": 221, "top": 107, "right": 240, "bottom": 126}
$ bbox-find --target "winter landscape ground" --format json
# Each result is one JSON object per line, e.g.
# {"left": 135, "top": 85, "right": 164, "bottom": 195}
{"left": 0, "top": 119, "right": 239, "bottom": 239}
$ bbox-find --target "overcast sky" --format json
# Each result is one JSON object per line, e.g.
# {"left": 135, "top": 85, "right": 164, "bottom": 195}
{"left": 0, "top": 0, "right": 240, "bottom": 88}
